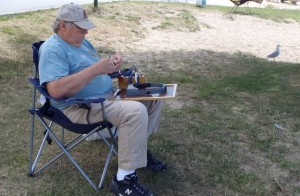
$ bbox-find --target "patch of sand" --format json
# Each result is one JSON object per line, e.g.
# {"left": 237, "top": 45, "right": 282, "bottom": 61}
{"left": 134, "top": 11, "right": 300, "bottom": 63}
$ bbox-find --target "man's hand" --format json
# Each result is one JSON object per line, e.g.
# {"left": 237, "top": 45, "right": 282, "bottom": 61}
{"left": 110, "top": 54, "right": 123, "bottom": 71}
{"left": 98, "top": 55, "right": 123, "bottom": 74}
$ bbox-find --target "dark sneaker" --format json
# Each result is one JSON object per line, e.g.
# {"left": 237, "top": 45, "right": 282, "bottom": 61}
{"left": 110, "top": 172, "right": 153, "bottom": 196}
{"left": 146, "top": 150, "right": 167, "bottom": 173}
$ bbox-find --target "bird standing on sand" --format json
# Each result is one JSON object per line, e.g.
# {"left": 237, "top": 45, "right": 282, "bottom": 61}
{"left": 266, "top": 44, "right": 281, "bottom": 61}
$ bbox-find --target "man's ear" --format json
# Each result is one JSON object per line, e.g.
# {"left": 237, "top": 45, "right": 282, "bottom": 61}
{"left": 59, "top": 21, "right": 68, "bottom": 32}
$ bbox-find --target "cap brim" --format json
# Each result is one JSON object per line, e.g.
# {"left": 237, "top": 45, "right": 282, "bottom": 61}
{"left": 74, "top": 19, "right": 96, "bottom": 30}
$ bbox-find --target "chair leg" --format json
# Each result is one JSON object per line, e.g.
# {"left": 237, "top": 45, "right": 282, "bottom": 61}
{"left": 98, "top": 128, "right": 118, "bottom": 189}
{"left": 29, "top": 87, "right": 37, "bottom": 176}
{"left": 230, "top": 5, "right": 238, "bottom": 13}
{"left": 35, "top": 115, "right": 100, "bottom": 192}
{"left": 98, "top": 142, "right": 115, "bottom": 189}
{"left": 97, "top": 132, "right": 118, "bottom": 156}
{"left": 31, "top": 130, "right": 50, "bottom": 174}
{"left": 32, "top": 127, "right": 99, "bottom": 176}
{"left": 30, "top": 112, "right": 117, "bottom": 191}
{"left": 29, "top": 116, "right": 53, "bottom": 174}
{"left": 33, "top": 132, "right": 83, "bottom": 175}
{"left": 61, "top": 127, "right": 65, "bottom": 144}
{"left": 29, "top": 113, "right": 35, "bottom": 176}
{"left": 245, "top": 3, "right": 251, "bottom": 14}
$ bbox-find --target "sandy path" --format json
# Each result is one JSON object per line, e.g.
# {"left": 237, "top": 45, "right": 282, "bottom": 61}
{"left": 133, "top": 11, "right": 300, "bottom": 63}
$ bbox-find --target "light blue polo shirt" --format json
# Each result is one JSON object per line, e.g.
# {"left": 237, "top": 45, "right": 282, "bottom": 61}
{"left": 39, "top": 34, "right": 113, "bottom": 109}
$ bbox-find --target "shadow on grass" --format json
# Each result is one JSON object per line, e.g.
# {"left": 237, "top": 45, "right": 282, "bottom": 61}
{"left": 1, "top": 46, "right": 300, "bottom": 195}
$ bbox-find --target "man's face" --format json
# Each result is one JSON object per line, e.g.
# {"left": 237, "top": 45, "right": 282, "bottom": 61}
{"left": 60, "top": 21, "right": 88, "bottom": 47}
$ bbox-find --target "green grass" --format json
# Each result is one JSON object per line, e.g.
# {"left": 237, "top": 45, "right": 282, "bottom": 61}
{"left": 208, "top": 5, "right": 300, "bottom": 22}
{"left": 0, "top": 1, "right": 300, "bottom": 196}
{"left": 157, "top": 9, "right": 200, "bottom": 31}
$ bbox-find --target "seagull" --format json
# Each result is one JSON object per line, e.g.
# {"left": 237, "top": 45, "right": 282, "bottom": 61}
{"left": 266, "top": 44, "right": 281, "bottom": 61}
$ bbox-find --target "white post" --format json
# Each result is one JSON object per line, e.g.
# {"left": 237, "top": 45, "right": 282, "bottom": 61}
{"left": 196, "top": 0, "right": 202, "bottom": 6}
{"left": 196, "top": 0, "right": 206, "bottom": 6}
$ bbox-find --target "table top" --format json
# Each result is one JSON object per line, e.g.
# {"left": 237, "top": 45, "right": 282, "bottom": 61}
{"left": 113, "top": 84, "right": 177, "bottom": 101}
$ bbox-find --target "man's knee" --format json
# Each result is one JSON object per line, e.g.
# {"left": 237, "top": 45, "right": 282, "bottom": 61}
{"left": 127, "top": 102, "right": 148, "bottom": 121}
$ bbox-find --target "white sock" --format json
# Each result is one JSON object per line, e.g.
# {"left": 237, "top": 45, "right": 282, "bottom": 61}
{"left": 117, "top": 168, "right": 135, "bottom": 181}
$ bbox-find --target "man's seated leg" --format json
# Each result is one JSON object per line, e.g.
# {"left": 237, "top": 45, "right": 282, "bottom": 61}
{"left": 104, "top": 101, "right": 154, "bottom": 195}
{"left": 62, "top": 100, "right": 162, "bottom": 195}
{"left": 147, "top": 150, "right": 167, "bottom": 173}
{"left": 111, "top": 171, "right": 153, "bottom": 196}
{"left": 141, "top": 100, "right": 167, "bottom": 173}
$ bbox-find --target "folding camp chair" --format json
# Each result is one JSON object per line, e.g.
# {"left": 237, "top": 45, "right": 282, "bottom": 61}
{"left": 28, "top": 41, "right": 132, "bottom": 192}
{"left": 229, "top": 0, "right": 263, "bottom": 14}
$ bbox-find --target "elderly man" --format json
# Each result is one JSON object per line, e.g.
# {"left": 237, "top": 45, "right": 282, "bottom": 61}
{"left": 39, "top": 3, "right": 166, "bottom": 196}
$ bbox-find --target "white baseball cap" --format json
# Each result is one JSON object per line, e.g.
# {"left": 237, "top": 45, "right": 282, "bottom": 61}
{"left": 56, "top": 3, "right": 96, "bottom": 30}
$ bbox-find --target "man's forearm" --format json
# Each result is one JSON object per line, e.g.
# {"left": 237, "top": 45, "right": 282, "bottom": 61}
{"left": 46, "top": 58, "right": 116, "bottom": 99}
{"left": 46, "top": 64, "right": 99, "bottom": 99}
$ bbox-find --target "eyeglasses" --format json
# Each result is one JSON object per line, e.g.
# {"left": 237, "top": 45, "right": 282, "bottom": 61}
{"left": 64, "top": 21, "right": 87, "bottom": 33}
{"left": 73, "top": 23, "right": 87, "bottom": 33}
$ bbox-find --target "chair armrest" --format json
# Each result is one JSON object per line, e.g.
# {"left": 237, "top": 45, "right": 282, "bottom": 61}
{"left": 28, "top": 77, "right": 106, "bottom": 105}
{"left": 64, "top": 97, "right": 105, "bottom": 105}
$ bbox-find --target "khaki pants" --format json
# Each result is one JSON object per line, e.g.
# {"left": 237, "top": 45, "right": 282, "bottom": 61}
{"left": 62, "top": 100, "right": 163, "bottom": 170}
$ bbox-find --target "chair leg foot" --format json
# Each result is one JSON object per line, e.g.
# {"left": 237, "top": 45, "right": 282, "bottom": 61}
{"left": 28, "top": 173, "right": 35, "bottom": 177}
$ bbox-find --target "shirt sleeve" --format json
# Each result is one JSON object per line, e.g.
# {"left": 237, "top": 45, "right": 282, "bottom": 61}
{"left": 39, "top": 44, "right": 70, "bottom": 86}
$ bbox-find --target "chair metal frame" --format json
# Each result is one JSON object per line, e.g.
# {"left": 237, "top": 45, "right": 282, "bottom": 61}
{"left": 229, "top": 0, "right": 263, "bottom": 14}
{"left": 230, "top": 0, "right": 251, "bottom": 13}
{"left": 28, "top": 41, "right": 126, "bottom": 192}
